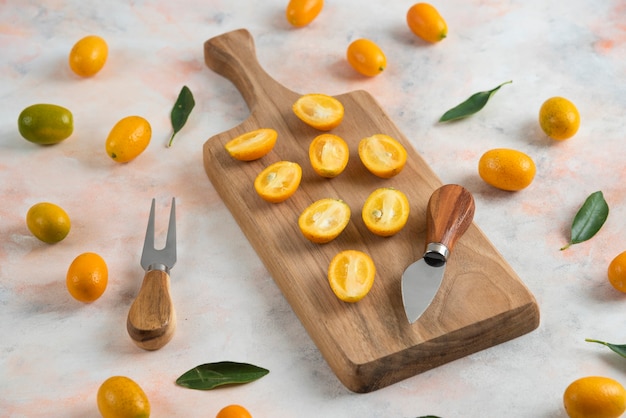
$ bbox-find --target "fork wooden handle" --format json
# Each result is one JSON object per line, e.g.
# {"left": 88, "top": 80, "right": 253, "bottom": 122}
{"left": 127, "top": 269, "right": 176, "bottom": 350}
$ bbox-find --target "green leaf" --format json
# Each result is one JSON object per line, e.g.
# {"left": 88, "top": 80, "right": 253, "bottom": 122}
{"left": 560, "top": 191, "right": 609, "bottom": 250}
{"left": 175, "top": 361, "right": 269, "bottom": 390}
{"left": 168, "top": 85, "right": 195, "bottom": 147}
{"left": 439, "top": 80, "right": 512, "bottom": 122}
{"left": 586, "top": 339, "right": 626, "bottom": 358}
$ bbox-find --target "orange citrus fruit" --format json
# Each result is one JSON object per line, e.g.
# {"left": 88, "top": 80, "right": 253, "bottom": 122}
{"left": 478, "top": 148, "right": 536, "bottom": 191}
{"left": 69, "top": 35, "right": 108, "bottom": 77}
{"left": 286, "top": 0, "right": 323, "bottom": 27}
{"left": 362, "top": 188, "right": 410, "bottom": 237}
{"left": 346, "top": 38, "right": 387, "bottom": 77}
{"left": 308, "top": 133, "right": 349, "bottom": 178}
{"left": 97, "top": 376, "right": 150, "bottom": 418}
{"left": 406, "top": 3, "right": 448, "bottom": 43}
{"left": 225, "top": 128, "right": 277, "bottom": 161}
{"left": 539, "top": 96, "right": 580, "bottom": 140}
{"left": 608, "top": 251, "right": 626, "bottom": 293}
{"left": 216, "top": 404, "right": 252, "bottom": 418}
{"left": 328, "top": 250, "right": 376, "bottom": 302}
{"left": 358, "top": 134, "right": 407, "bottom": 178}
{"left": 293, "top": 94, "right": 344, "bottom": 131}
{"left": 105, "top": 116, "right": 152, "bottom": 163}
{"left": 298, "top": 198, "right": 351, "bottom": 244}
{"left": 563, "top": 376, "right": 626, "bottom": 418}
{"left": 254, "top": 161, "right": 302, "bottom": 203}
{"left": 66, "top": 252, "right": 108, "bottom": 303}
{"left": 26, "top": 202, "right": 71, "bottom": 244}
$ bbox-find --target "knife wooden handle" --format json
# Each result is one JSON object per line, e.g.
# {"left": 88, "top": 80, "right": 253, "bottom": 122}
{"left": 127, "top": 269, "right": 176, "bottom": 351}
{"left": 204, "top": 28, "right": 296, "bottom": 114}
{"left": 425, "top": 184, "right": 475, "bottom": 255}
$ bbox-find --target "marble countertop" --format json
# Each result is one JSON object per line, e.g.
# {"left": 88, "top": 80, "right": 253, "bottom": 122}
{"left": 2, "top": 1, "right": 626, "bottom": 416}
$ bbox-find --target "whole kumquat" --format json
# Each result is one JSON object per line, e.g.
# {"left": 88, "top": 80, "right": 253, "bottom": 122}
{"left": 478, "top": 148, "right": 536, "bottom": 191}
{"left": 406, "top": 3, "right": 448, "bottom": 43}
{"left": 608, "top": 251, "right": 626, "bottom": 293}
{"left": 66, "top": 252, "right": 108, "bottom": 303}
{"left": 539, "top": 96, "right": 580, "bottom": 140}
{"left": 563, "top": 376, "right": 626, "bottom": 418}
{"left": 97, "top": 376, "right": 150, "bottom": 418}
{"left": 286, "top": 0, "right": 323, "bottom": 27}
{"left": 69, "top": 35, "right": 108, "bottom": 77}
{"left": 26, "top": 202, "right": 71, "bottom": 244}
{"left": 216, "top": 404, "right": 253, "bottom": 418}
{"left": 105, "top": 116, "right": 152, "bottom": 163}
{"left": 346, "top": 38, "right": 387, "bottom": 77}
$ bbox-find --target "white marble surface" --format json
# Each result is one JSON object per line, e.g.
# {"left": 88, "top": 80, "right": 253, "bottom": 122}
{"left": 2, "top": 1, "right": 626, "bottom": 417}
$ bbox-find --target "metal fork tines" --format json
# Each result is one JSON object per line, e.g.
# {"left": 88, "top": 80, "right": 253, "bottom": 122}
{"left": 141, "top": 198, "right": 177, "bottom": 273}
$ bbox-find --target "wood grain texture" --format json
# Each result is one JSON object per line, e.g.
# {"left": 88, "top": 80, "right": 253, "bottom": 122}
{"left": 202, "top": 29, "right": 540, "bottom": 392}
{"left": 127, "top": 269, "right": 177, "bottom": 351}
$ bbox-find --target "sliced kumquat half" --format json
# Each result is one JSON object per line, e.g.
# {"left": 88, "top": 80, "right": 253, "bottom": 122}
{"left": 293, "top": 93, "right": 344, "bottom": 131}
{"left": 309, "top": 133, "right": 350, "bottom": 178}
{"left": 254, "top": 161, "right": 302, "bottom": 203}
{"left": 225, "top": 128, "right": 278, "bottom": 161}
{"left": 362, "top": 188, "right": 410, "bottom": 237}
{"left": 358, "top": 134, "right": 407, "bottom": 178}
{"left": 298, "top": 198, "right": 351, "bottom": 244}
{"left": 328, "top": 250, "right": 376, "bottom": 303}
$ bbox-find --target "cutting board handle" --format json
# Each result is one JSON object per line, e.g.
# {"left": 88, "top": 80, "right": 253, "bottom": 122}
{"left": 425, "top": 184, "right": 475, "bottom": 255}
{"left": 204, "top": 29, "right": 293, "bottom": 113}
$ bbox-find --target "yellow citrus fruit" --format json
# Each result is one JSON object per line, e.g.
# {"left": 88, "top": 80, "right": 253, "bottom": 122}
{"left": 105, "top": 116, "right": 152, "bottom": 163}
{"left": 328, "top": 250, "right": 376, "bottom": 303}
{"left": 406, "top": 3, "right": 448, "bottom": 43}
{"left": 293, "top": 94, "right": 344, "bottom": 131}
{"left": 362, "top": 188, "right": 410, "bottom": 237}
{"left": 308, "top": 133, "right": 350, "bottom": 178}
{"left": 346, "top": 38, "right": 387, "bottom": 77}
{"left": 225, "top": 128, "right": 277, "bottom": 161}
{"left": 358, "top": 134, "right": 407, "bottom": 178}
{"left": 563, "top": 376, "right": 626, "bottom": 418}
{"left": 18, "top": 103, "right": 73, "bottom": 145}
{"left": 608, "top": 251, "right": 626, "bottom": 293}
{"left": 254, "top": 161, "right": 302, "bottom": 203}
{"left": 539, "top": 96, "right": 580, "bottom": 140}
{"left": 298, "top": 198, "right": 351, "bottom": 244}
{"left": 216, "top": 404, "right": 253, "bottom": 418}
{"left": 478, "top": 148, "right": 536, "bottom": 191}
{"left": 66, "top": 252, "right": 108, "bottom": 303}
{"left": 69, "top": 35, "right": 108, "bottom": 77}
{"left": 26, "top": 202, "right": 71, "bottom": 244}
{"left": 97, "top": 376, "right": 150, "bottom": 418}
{"left": 286, "top": 0, "right": 323, "bottom": 27}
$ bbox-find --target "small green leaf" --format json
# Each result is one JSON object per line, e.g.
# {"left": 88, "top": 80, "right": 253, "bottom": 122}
{"left": 168, "top": 85, "right": 195, "bottom": 147}
{"left": 586, "top": 339, "right": 626, "bottom": 358}
{"left": 175, "top": 361, "right": 269, "bottom": 390}
{"left": 560, "top": 191, "right": 609, "bottom": 250}
{"left": 439, "top": 80, "right": 512, "bottom": 122}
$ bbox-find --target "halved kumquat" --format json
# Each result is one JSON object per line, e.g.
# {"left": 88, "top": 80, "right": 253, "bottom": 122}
{"left": 225, "top": 128, "right": 277, "bottom": 161}
{"left": 298, "top": 198, "right": 351, "bottom": 244}
{"left": 362, "top": 188, "right": 410, "bottom": 237}
{"left": 254, "top": 161, "right": 302, "bottom": 203}
{"left": 328, "top": 250, "right": 376, "bottom": 303}
{"left": 309, "top": 134, "right": 349, "bottom": 178}
{"left": 293, "top": 94, "right": 344, "bottom": 131}
{"left": 358, "top": 134, "right": 407, "bottom": 178}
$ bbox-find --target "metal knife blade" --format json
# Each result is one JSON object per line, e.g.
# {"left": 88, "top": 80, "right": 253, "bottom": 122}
{"left": 401, "top": 184, "right": 475, "bottom": 323}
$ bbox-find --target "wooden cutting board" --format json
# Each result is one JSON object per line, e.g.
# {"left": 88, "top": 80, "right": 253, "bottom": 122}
{"left": 202, "top": 29, "right": 540, "bottom": 393}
